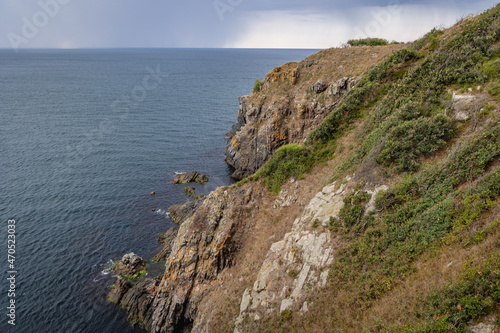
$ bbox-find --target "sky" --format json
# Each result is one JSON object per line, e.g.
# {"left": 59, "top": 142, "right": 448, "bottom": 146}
{"left": 0, "top": 0, "right": 498, "bottom": 50}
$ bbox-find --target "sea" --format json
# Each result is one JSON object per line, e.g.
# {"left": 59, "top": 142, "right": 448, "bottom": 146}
{"left": 0, "top": 48, "right": 317, "bottom": 333}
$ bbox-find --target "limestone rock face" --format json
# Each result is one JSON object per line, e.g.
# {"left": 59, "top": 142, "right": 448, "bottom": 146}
{"left": 172, "top": 171, "right": 209, "bottom": 184}
{"left": 113, "top": 253, "right": 147, "bottom": 276}
{"left": 234, "top": 180, "right": 387, "bottom": 332}
{"left": 467, "top": 323, "right": 497, "bottom": 333}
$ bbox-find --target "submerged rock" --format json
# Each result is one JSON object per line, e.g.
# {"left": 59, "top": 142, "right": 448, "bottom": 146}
{"left": 112, "top": 253, "right": 146, "bottom": 276}
{"left": 172, "top": 171, "right": 209, "bottom": 184}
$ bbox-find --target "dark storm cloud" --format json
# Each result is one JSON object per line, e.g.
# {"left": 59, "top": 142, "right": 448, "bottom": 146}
{"left": 0, "top": 0, "right": 497, "bottom": 49}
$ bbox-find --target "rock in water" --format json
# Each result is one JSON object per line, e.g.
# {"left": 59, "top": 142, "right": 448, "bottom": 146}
{"left": 107, "top": 277, "right": 133, "bottom": 304}
{"left": 184, "top": 186, "right": 196, "bottom": 199}
{"left": 172, "top": 171, "right": 209, "bottom": 184}
{"left": 112, "top": 252, "right": 146, "bottom": 276}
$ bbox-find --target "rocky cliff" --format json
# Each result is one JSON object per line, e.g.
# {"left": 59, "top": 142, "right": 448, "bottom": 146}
{"left": 225, "top": 45, "right": 404, "bottom": 179}
{"left": 109, "top": 6, "right": 500, "bottom": 332}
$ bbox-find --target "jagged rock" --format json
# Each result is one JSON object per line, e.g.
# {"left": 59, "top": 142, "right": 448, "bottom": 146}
{"left": 120, "top": 277, "right": 161, "bottom": 325}
{"left": 112, "top": 253, "right": 147, "bottom": 276}
{"left": 153, "top": 226, "right": 179, "bottom": 261}
{"left": 117, "top": 186, "right": 258, "bottom": 332}
{"left": 455, "top": 111, "right": 470, "bottom": 121}
{"left": 451, "top": 92, "right": 475, "bottom": 121}
{"left": 226, "top": 74, "right": 359, "bottom": 179}
{"left": 273, "top": 187, "right": 298, "bottom": 209}
{"left": 312, "top": 80, "right": 327, "bottom": 93}
{"left": 330, "top": 77, "right": 358, "bottom": 96}
{"left": 107, "top": 277, "right": 132, "bottom": 304}
{"left": 304, "top": 60, "right": 318, "bottom": 67}
{"left": 168, "top": 200, "right": 203, "bottom": 224}
{"left": 184, "top": 186, "right": 196, "bottom": 198}
{"left": 172, "top": 171, "right": 209, "bottom": 184}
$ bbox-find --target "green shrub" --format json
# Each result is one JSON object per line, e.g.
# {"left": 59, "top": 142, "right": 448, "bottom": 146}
{"left": 411, "top": 28, "right": 444, "bottom": 51}
{"left": 339, "top": 191, "right": 372, "bottom": 229}
{"left": 252, "top": 79, "right": 261, "bottom": 93}
{"left": 347, "top": 38, "right": 389, "bottom": 46}
{"left": 376, "top": 115, "right": 454, "bottom": 171}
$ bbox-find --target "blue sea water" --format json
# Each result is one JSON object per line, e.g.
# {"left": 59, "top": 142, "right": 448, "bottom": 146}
{"left": 0, "top": 48, "right": 317, "bottom": 333}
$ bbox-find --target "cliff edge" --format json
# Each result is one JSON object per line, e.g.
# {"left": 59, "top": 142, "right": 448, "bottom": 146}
{"left": 110, "top": 5, "right": 500, "bottom": 332}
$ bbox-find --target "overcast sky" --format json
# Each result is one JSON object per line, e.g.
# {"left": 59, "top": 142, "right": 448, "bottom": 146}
{"left": 0, "top": 0, "right": 497, "bottom": 50}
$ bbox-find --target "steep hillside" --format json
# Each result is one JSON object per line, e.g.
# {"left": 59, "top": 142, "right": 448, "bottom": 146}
{"left": 226, "top": 44, "right": 405, "bottom": 179}
{"left": 108, "top": 4, "right": 500, "bottom": 333}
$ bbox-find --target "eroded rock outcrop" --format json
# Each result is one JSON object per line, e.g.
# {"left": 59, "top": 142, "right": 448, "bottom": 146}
{"left": 110, "top": 44, "right": 407, "bottom": 332}
{"left": 225, "top": 72, "right": 359, "bottom": 179}
{"left": 234, "top": 180, "right": 386, "bottom": 332}
{"left": 172, "top": 171, "right": 209, "bottom": 184}
{"left": 168, "top": 199, "right": 203, "bottom": 224}
{"left": 115, "top": 185, "right": 260, "bottom": 332}
{"left": 112, "top": 253, "right": 147, "bottom": 276}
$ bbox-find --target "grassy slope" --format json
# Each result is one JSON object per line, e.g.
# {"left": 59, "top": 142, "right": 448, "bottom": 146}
{"left": 246, "top": 4, "right": 500, "bottom": 332}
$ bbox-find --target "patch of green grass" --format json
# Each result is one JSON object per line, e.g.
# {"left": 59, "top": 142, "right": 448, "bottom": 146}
{"left": 488, "top": 81, "right": 500, "bottom": 100}
{"left": 399, "top": 250, "right": 500, "bottom": 332}
{"left": 288, "top": 269, "right": 300, "bottom": 279}
{"left": 483, "top": 57, "right": 500, "bottom": 78}
{"left": 254, "top": 142, "right": 336, "bottom": 194}
{"left": 254, "top": 143, "right": 314, "bottom": 194}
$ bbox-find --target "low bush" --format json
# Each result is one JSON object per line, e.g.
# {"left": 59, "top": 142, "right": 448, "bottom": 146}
{"left": 348, "top": 38, "right": 389, "bottom": 46}
{"left": 252, "top": 78, "right": 261, "bottom": 93}
{"left": 376, "top": 115, "right": 454, "bottom": 171}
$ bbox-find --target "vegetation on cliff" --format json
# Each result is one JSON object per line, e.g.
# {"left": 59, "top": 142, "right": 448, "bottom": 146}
{"left": 112, "top": 4, "right": 500, "bottom": 333}
{"left": 236, "top": 4, "right": 500, "bottom": 331}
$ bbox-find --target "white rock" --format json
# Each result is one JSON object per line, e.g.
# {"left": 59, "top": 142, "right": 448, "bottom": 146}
{"left": 468, "top": 323, "right": 496, "bottom": 333}
{"left": 240, "top": 289, "right": 252, "bottom": 313}
{"left": 291, "top": 263, "right": 311, "bottom": 298}
{"left": 280, "top": 298, "right": 293, "bottom": 312}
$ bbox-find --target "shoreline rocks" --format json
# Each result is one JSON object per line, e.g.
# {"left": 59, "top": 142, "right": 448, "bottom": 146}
{"left": 112, "top": 252, "right": 147, "bottom": 277}
{"left": 172, "top": 171, "right": 209, "bottom": 184}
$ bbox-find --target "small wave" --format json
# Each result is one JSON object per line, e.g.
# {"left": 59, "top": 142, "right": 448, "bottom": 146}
{"left": 174, "top": 171, "right": 186, "bottom": 175}
{"left": 100, "top": 259, "right": 116, "bottom": 276}
{"left": 154, "top": 209, "right": 170, "bottom": 216}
